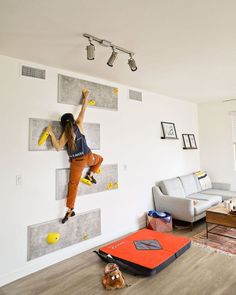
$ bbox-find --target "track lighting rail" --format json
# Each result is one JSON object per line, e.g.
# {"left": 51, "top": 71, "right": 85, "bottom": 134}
{"left": 83, "top": 33, "right": 135, "bottom": 56}
{"left": 83, "top": 33, "right": 137, "bottom": 71}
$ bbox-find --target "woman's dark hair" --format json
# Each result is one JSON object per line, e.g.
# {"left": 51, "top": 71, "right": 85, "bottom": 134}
{"left": 61, "top": 113, "right": 75, "bottom": 128}
{"left": 61, "top": 113, "right": 76, "bottom": 152}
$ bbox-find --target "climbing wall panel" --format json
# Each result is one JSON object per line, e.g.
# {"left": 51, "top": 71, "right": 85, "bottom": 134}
{"left": 58, "top": 74, "right": 118, "bottom": 110}
{"left": 27, "top": 208, "right": 101, "bottom": 260}
{"left": 56, "top": 164, "right": 118, "bottom": 200}
{"left": 28, "top": 118, "right": 100, "bottom": 151}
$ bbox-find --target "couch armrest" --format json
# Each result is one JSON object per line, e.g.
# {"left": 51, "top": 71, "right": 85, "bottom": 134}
{"left": 152, "top": 186, "right": 194, "bottom": 222}
{"left": 212, "top": 182, "right": 231, "bottom": 190}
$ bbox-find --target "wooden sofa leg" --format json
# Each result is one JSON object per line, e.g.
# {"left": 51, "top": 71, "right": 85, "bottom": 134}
{"left": 190, "top": 223, "right": 193, "bottom": 231}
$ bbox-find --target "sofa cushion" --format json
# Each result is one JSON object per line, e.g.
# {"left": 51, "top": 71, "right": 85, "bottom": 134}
{"left": 202, "top": 189, "right": 236, "bottom": 201}
{"left": 179, "top": 174, "right": 200, "bottom": 196}
{"left": 159, "top": 178, "right": 186, "bottom": 198}
{"left": 193, "top": 174, "right": 202, "bottom": 191}
{"left": 187, "top": 193, "right": 222, "bottom": 206}
{"left": 194, "top": 200, "right": 211, "bottom": 215}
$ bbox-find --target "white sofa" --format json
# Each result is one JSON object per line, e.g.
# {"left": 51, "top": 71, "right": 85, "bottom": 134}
{"left": 152, "top": 173, "right": 236, "bottom": 226}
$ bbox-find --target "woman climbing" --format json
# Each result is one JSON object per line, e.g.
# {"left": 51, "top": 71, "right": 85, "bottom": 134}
{"left": 48, "top": 89, "right": 103, "bottom": 223}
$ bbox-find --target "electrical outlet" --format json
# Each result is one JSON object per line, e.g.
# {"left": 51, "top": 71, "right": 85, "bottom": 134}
{"left": 16, "top": 175, "right": 22, "bottom": 186}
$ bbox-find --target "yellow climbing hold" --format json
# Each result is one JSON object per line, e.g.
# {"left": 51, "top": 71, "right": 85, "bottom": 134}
{"left": 107, "top": 182, "right": 113, "bottom": 189}
{"left": 81, "top": 177, "right": 92, "bottom": 186}
{"left": 113, "top": 182, "right": 118, "bottom": 189}
{"left": 113, "top": 88, "right": 118, "bottom": 94}
{"left": 89, "top": 99, "right": 96, "bottom": 106}
{"left": 46, "top": 232, "right": 60, "bottom": 244}
{"left": 96, "top": 168, "right": 101, "bottom": 174}
{"left": 38, "top": 127, "right": 50, "bottom": 146}
{"left": 83, "top": 232, "right": 89, "bottom": 240}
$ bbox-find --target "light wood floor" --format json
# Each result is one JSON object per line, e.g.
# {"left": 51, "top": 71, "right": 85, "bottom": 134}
{"left": 1, "top": 220, "right": 236, "bottom": 295}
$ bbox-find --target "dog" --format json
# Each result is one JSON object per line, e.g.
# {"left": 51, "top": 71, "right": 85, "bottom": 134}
{"left": 101, "top": 263, "right": 126, "bottom": 290}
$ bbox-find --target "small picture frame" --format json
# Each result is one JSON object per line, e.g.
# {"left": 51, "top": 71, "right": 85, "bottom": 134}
{"left": 182, "top": 134, "right": 191, "bottom": 149}
{"left": 189, "top": 134, "right": 197, "bottom": 149}
{"left": 161, "top": 122, "right": 178, "bottom": 139}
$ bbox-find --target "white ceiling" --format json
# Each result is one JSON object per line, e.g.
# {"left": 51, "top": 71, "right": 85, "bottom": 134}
{"left": 1, "top": 0, "right": 236, "bottom": 103}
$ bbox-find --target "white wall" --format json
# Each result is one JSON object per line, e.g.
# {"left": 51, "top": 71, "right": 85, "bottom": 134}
{"left": 199, "top": 102, "right": 236, "bottom": 189}
{"left": 0, "top": 55, "right": 200, "bottom": 286}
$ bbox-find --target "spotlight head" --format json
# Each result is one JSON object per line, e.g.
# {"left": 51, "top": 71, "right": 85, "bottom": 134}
{"left": 86, "top": 41, "right": 95, "bottom": 60}
{"left": 128, "top": 55, "right": 137, "bottom": 71}
{"left": 107, "top": 49, "right": 118, "bottom": 67}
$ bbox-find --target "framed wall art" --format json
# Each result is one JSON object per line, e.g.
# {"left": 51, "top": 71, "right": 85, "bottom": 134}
{"left": 161, "top": 122, "right": 178, "bottom": 139}
{"left": 182, "top": 134, "right": 191, "bottom": 149}
{"left": 182, "top": 133, "right": 197, "bottom": 149}
{"left": 189, "top": 134, "right": 197, "bottom": 149}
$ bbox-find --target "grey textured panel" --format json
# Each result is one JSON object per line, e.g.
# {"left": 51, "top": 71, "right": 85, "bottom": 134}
{"left": 56, "top": 164, "right": 118, "bottom": 200}
{"left": 27, "top": 208, "right": 101, "bottom": 260}
{"left": 21, "top": 65, "right": 46, "bottom": 79}
{"left": 28, "top": 118, "right": 100, "bottom": 151}
{"left": 58, "top": 74, "right": 118, "bottom": 110}
{"left": 129, "top": 89, "right": 142, "bottom": 101}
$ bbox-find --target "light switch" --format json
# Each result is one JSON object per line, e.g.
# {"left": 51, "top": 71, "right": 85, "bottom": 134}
{"left": 16, "top": 175, "right": 22, "bottom": 186}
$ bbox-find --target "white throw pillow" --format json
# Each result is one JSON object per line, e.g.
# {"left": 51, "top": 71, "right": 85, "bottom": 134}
{"left": 194, "top": 171, "right": 212, "bottom": 190}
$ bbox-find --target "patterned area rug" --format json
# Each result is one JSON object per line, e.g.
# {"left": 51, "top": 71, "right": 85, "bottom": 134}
{"left": 192, "top": 226, "right": 236, "bottom": 255}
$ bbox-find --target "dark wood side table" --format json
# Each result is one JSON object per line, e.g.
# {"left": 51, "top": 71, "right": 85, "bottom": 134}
{"left": 206, "top": 201, "right": 236, "bottom": 239}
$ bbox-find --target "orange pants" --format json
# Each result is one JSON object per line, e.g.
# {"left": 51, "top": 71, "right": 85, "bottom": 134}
{"left": 66, "top": 152, "right": 103, "bottom": 209}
